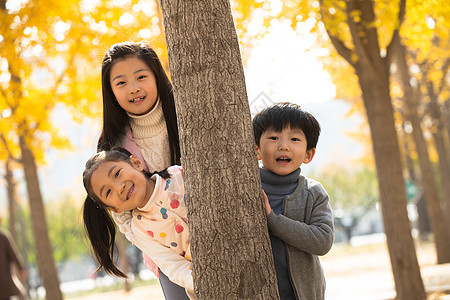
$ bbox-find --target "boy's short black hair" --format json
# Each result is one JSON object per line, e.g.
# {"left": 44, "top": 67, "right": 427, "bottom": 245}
{"left": 252, "top": 102, "right": 320, "bottom": 150}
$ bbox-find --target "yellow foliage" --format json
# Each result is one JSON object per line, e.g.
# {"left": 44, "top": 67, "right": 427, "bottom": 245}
{"left": 233, "top": 0, "right": 448, "bottom": 168}
{"left": 231, "top": 0, "right": 266, "bottom": 64}
{"left": 1, "top": 0, "right": 446, "bottom": 173}
{"left": 0, "top": 0, "right": 168, "bottom": 167}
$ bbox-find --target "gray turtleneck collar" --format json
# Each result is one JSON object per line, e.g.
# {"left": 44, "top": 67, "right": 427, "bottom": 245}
{"left": 260, "top": 167, "right": 300, "bottom": 214}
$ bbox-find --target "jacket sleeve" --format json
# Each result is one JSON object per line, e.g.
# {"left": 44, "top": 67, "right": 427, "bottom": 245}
{"left": 132, "top": 228, "right": 193, "bottom": 290}
{"left": 267, "top": 183, "right": 334, "bottom": 256}
{"left": 112, "top": 210, "right": 193, "bottom": 290}
{"left": 112, "top": 210, "right": 134, "bottom": 238}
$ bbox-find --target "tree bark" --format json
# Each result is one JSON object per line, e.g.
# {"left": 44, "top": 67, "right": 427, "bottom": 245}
{"left": 320, "top": 0, "right": 426, "bottom": 298}
{"left": 5, "top": 158, "right": 17, "bottom": 242}
{"left": 407, "top": 105, "right": 450, "bottom": 263}
{"left": 118, "top": 233, "right": 131, "bottom": 292}
{"left": 427, "top": 80, "right": 450, "bottom": 226}
{"left": 4, "top": 158, "right": 30, "bottom": 299}
{"left": 402, "top": 126, "right": 431, "bottom": 241}
{"left": 356, "top": 63, "right": 426, "bottom": 300}
{"left": 160, "top": 1, "right": 279, "bottom": 299}
{"left": 395, "top": 40, "right": 450, "bottom": 263}
{"left": 400, "top": 127, "right": 431, "bottom": 239}
{"left": 19, "top": 136, "right": 63, "bottom": 300}
{"left": 444, "top": 101, "right": 450, "bottom": 144}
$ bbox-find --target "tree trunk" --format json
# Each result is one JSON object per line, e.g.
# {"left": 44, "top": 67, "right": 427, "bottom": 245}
{"left": 5, "top": 159, "right": 17, "bottom": 242}
{"left": 118, "top": 233, "right": 131, "bottom": 292}
{"left": 4, "top": 159, "right": 26, "bottom": 300}
{"left": 395, "top": 41, "right": 450, "bottom": 263}
{"left": 160, "top": 1, "right": 279, "bottom": 299}
{"left": 416, "top": 193, "right": 431, "bottom": 240}
{"left": 320, "top": 0, "right": 426, "bottom": 298}
{"left": 408, "top": 110, "right": 450, "bottom": 260}
{"left": 427, "top": 81, "right": 450, "bottom": 225}
{"left": 400, "top": 126, "right": 431, "bottom": 240}
{"left": 444, "top": 101, "right": 450, "bottom": 144}
{"left": 356, "top": 64, "right": 426, "bottom": 299}
{"left": 19, "top": 136, "right": 63, "bottom": 300}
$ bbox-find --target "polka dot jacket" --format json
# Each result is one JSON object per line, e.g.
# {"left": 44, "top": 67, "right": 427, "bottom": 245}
{"left": 133, "top": 165, "right": 191, "bottom": 261}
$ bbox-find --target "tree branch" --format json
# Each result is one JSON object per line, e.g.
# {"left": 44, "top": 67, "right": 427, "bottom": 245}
{"left": 0, "top": 133, "right": 21, "bottom": 163}
{"left": 319, "top": 1, "right": 355, "bottom": 68}
{"left": 386, "top": 0, "right": 406, "bottom": 65}
{"left": 437, "top": 58, "right": 449, "bottom": 95}
{"left": 327, "top": 31, "right": 356, "bottom": 68}
{"left": 0, "top": 86, "right": 6, "bottom": 99}
{"left": 345, "top": 0, "right": 373, "bottom": 69}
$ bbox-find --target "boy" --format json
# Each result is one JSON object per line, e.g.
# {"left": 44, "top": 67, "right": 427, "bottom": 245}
{"left": 253, "top": 102, "right": 334, "bottom": 300}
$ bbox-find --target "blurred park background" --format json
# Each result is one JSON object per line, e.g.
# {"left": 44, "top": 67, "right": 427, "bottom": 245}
{"left": 0, "top": 0, "right": 449, "bottom": 299}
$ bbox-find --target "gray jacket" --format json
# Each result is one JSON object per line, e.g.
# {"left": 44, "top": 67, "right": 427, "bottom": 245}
{"left": 266, "top": 173, "right": 334, "bottom": 300}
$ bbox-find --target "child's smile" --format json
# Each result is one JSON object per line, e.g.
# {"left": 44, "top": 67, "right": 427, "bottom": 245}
{"left": 276, "top": 156, "right": 292, "bottom": 163}
{"left": 130, "top": 96, "right": 146, "bottom": 103}
{"left": 127, "top": 184, "right": 135, "bottom": 200}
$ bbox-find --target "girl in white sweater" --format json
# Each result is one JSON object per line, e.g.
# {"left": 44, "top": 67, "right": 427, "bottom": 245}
{"left": 92, "top": 42, "right": 189, "bottom": 299}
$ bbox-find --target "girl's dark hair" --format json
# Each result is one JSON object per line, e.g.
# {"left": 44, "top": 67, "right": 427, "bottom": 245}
{"left": 97, "top": 42, "right": 181, "bottom": 166}
{"left": 82, "top": 147, "right": 169, "bottom": 277}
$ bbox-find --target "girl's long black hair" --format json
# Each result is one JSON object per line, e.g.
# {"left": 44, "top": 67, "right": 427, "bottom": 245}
{"left": 82, "top": 147, "right": 169, "bottom": 277}
{"left": 97, "top": 42, "right": 181, "bottom": 166}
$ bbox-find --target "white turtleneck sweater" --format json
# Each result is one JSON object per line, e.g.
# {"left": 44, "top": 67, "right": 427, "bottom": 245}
{"left": 128, "top": 99, "right": 171, "bottom": 172}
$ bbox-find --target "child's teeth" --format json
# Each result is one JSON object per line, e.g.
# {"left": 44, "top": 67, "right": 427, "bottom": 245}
{"left": 277, "top": 157, "right": 291, "bottom": 161}
{"left": 130, "top": 96, "right": 144, "bottom": 103}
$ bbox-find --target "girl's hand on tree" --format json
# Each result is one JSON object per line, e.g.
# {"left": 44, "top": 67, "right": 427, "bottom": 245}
{"left": 262, "top": 190, "right": 272, "bottom": 216}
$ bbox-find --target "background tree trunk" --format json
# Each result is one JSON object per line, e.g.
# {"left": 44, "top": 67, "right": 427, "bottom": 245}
{"left": 118, "top": 233, "right": 131, "bottom": 292}
{"left": 395, "top": 41, "right": 450, "bottom": 263}
{"left": 444, "top": 101, "right": 450, "bottom": 144}
{"left": 19, "top": 136, "right": 63, "bottom": 300}
{"left": 400, "top": 126, "right": 431, "bottom": 240}
{"left": 320, "top": 0, "right": 426, "bottom": 298}
{"left": 356, "top": 63, "right": 426, "bottom": 300}
{"left": 407, "top": 106, "right": 450, "bottom": 262}
{"left": 427, "top": 81, "right": 450, "bottom": 225}
{"left": 4, "top": 159, "right": 26, "bottom": 300}
{"left": 5, "top": 159, "right": 17, "bottom": 242}
{"left": 160, "top": 1, "right": 279, "bottom": 299}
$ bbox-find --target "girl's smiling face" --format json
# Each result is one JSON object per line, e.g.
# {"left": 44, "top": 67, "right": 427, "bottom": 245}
{"left": 110, "top": 56, "right": 158, "bottom": 116}
{"left": 90, "top": 157, "right": 154, "bottom": 213}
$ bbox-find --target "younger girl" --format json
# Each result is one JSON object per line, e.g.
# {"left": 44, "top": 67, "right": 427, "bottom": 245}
{"left": 97, "top": 41, "right": 187, "bottom": 299}
{"left": 82, "top": 148, "right": 194, "bottom": 299}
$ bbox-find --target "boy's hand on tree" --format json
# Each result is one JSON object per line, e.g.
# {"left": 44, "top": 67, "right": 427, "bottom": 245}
{"left": 262, "top": 190, "right": 272, "bottom": 216}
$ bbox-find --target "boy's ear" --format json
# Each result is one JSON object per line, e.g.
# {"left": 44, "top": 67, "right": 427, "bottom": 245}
{"left": 129, "top": 155, "right": 144, "bottom": 171}
{"left": 303, "top": 148, "right": 316, "bottom": 164}
{"left": 256, "top": 145, "right": 262, "bottom": 160}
